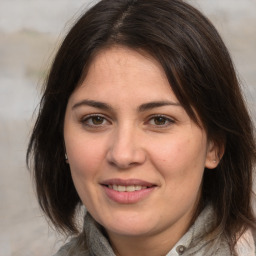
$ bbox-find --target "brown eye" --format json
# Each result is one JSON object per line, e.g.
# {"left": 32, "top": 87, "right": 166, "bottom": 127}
{"left": 91, "top": 116, "right": 104, "bottom": 125}
{"left": 82, "top": 115, "right": 109, "bottom": 127}
{"left": 148, "top": 115, "right": 174, "bottom": 127}
{"left": 153, "top": 116, "right": 168, "bottom": 125}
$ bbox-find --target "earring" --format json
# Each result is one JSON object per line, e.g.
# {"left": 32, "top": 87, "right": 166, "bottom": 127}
{"left": 65, "top": 153, "right": 69, "bottom": 163}
{"left": 213, "top": 159, "right": 217, "bottom": 163}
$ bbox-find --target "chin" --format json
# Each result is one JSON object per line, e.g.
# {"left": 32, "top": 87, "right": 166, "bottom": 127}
{"left": 99, "top": 211, "right": 156, "bottom": 237}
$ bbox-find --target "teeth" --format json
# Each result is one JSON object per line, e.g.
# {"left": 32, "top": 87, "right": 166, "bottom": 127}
{"left": 117, "top": 185, "right": 126, "bottom": 192}
{"left": 126, "top": 185, "right": 135, "bottom": 192}
{"left": 108, "top": 185, "right": 147, "bottom": 192}
{"left": 135, "top": 185, "right": 144, "bottom": 191}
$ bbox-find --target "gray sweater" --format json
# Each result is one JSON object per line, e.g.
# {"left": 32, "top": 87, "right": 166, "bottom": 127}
{"left": 54, "top": 205, "right": 255, "bottom": 256}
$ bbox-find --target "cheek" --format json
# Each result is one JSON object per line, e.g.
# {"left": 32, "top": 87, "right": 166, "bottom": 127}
{"left": 151, "top": 137, "right": 188, "bottom": 166}
{"left": 66, "top": 137, "right": 107, "bottom": 205}
{"left": 153, "top": 137, "right": 206, "bottom": 206}
{"left": 66, "top": 136, "right": 107, "bottom": 178}
{"left": 149, "top": 134, "right": 207, "bottom": 180}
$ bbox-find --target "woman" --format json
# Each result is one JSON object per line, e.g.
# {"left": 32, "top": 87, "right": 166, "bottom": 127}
{"left": 27, "top": 0, "right": 256, "bottom": 255}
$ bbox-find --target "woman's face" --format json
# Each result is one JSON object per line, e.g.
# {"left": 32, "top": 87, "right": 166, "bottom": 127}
{"left": 64, "top": 46, "right": 218, "bottom": 242}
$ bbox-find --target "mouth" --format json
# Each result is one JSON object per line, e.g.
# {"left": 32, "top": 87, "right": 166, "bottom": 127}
{"left": 101, "top": 178, "right": 156, "bottom": 191}
{"left": 106, "top": 184, "right": 149, "bottom": 192}
{"left": 100, "top": 179, "right": 157, "bottom": 204}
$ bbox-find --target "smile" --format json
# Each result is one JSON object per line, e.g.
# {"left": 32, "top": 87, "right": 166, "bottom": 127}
{"left": 107, "top": 185, "right": 147, "bottom": 192}
{"left": 101, "top": 179, "right": 156, "bottom": 204}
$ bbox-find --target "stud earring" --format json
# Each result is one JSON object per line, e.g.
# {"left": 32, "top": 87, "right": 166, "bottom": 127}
{"left": 65, "top": 153, "right": 69, "bottom": 163}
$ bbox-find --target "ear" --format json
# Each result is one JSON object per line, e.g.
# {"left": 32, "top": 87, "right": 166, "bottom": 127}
{"left": 205, "top": 140, "right": 225, "bottom": 169}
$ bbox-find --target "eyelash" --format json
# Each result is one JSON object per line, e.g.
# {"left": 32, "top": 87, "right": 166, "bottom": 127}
{"left": 147, "top": 115, "right": 175, "bottom": 127}
{"left": 81, "top": 114, "right": 111, "bottom": 128}
{"left": 80, "top": 114, "right": 175, "bottom": 128}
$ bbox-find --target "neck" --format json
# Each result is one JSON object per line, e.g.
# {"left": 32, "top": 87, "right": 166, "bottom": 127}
{"left": 106, "top": 216, "right": 192, "bottom": 256}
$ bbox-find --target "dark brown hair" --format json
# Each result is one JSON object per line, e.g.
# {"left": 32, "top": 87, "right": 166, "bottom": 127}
{"left": 27, "top": 0, "right": 256, "bottom": 251}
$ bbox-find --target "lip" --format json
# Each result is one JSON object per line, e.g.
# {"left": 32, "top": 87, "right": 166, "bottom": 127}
{"left": 101, "top": 178, "right": 155, "bottom": 187}
{"left": 100, "top": 179, "right": 157, "bottom": 204}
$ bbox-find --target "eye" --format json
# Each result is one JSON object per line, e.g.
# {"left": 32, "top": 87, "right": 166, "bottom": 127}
{"left": 81, "top": 114, "right": 110, "bottom": 127}
{"left": 148, "top": 115, "right": 174, "bottom": 127}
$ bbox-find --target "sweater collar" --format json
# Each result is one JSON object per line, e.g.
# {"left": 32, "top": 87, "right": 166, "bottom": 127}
{"left": 83, "top": 205, "right": 255, "bottom": 256}
{"left": 83, "top": 205, "right": 215, "bottom": 256}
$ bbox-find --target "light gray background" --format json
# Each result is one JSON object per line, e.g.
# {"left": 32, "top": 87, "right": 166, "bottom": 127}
{"left": 0, "top": 1, "right": 255, "bottom": 255}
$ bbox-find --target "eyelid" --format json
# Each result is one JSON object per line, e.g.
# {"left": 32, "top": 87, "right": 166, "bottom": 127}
{"left": 81, "top": 113, "right": 107, "bottom": 120}
{"left": 147, "top": 114, "right": 175, "bottom": 127}
{"left": 80, "top": 113, "right": 111, "bottom": 127}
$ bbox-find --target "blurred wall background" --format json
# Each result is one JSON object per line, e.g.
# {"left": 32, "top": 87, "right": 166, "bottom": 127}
{"left": 0, "top": 0, "right": 255, "bottom": 255}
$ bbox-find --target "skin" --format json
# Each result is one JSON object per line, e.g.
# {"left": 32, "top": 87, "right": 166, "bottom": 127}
{"left": 64, "top": 46, "right": 219, "bottom": 256}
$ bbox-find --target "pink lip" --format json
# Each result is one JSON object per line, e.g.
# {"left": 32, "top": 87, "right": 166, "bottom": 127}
{"left": 100, "top": 179, "right": 156, "bottom": 204}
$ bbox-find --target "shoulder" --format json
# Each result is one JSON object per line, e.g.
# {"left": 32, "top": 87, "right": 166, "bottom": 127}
{"left": 235, "top": 228, "right": 256, "bottom": 256}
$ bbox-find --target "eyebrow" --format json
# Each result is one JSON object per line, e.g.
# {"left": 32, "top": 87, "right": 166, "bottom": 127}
{"left": 72, "top": 100, "right": 113, "bottom": 111}
{"left": 72, "top": 99, "right": 181, "bottom": 112}
{"left": 137, "top": 101, "right": 181, "bottom": 112}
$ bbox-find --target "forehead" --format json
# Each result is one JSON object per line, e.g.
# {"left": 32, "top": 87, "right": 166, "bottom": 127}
{"left": 70, "top": 46, "right": 177, "bottom": 104}
{"left": 90, "top": 46, "right": 161, "bottom": 73}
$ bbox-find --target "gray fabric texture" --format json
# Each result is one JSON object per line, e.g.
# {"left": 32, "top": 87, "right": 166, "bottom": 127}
{"left": 53, "top": 205, "right": 255, "bottom": 256}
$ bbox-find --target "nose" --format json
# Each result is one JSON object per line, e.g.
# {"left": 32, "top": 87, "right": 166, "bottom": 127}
{"left": 106, "top": 126, "right": 146, "bottom": 169}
